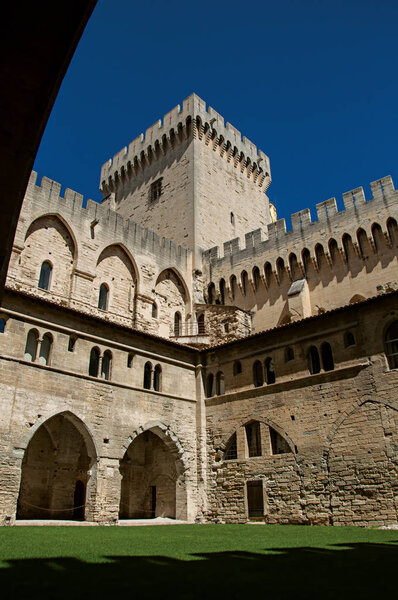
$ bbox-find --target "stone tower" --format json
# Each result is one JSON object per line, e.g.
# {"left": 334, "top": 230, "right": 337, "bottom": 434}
{"left": 99, "top": 94, "right": 272, "bottom": 265}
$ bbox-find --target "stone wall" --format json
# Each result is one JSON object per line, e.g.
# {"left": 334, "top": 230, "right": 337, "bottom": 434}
{"left": 203, "top": 292, "right": 398, "bottom": 525}
{"left": 0, "top": 291, "right": 200, "bottom": 524}
{"left": 203, "top": 176, "right": 398, "bottom": 332}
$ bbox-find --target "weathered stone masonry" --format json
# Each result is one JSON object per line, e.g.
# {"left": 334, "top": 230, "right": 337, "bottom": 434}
{"left": 0, "top": 93, "right": 397, "bottom": 526}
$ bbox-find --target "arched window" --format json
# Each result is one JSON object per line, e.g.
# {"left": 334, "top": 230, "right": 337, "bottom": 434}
{"left": 344, "top": 331, "right": 355, "bottom": 348}
{"left": 230, "top": 275, "right": 237, "bottom": 300}
{"left": 98, "top": 283, "right": 109, "bottom": 310}
{"left": 174, "top": 311, "right": 182, "bottom": 336}
{"left": 245, "top": 422, "right": 261, "bottom": 457}
{"left": 207, "top": 283, "right": 216, "bottom": 305}
{"left": 197, "top": 313, "right": 205, "bottom": 334}
{"left": 328, "top": 238, "right": 339, "bottom": 263}
{"left": 153, "top": 364, "right": 162, "bottom": 391}
{"left": 357, "top": 228, "right": 369, "bottom": 259}
{"left": 206, "top": 373, "right": 215, "bottom": 398}
{"left": 241, "top": 271, "right": 248, "bottom": 295}
{"left": 152, "top": 303, "right": 158, "bottom": 318}
{"left": 219, "top": 279, "right": 226, "bottom": 305}
{"left": 288, "top": 253, "right": 299, "bottom": 280}
{"left": 387, "top": 218, "right": 398, "bottom": 246}
{"left": 371, "top": 223, "right": 384, "bottom": 252}
{"left": 38, "top": 261, "right": 52, "bottom": 291}
{"left": 285, "top": 347, "right": 294, "bottom": 362}
{"left": 224, "top": 432, "right": 237, "bottom": 460}
{"left": 253, "top": 360, "right": 263, "bottom": 387}
{"left": 230, "top": 211, "right": 235, "bottom": 226}
{"left": 302, "top": 249, "right": 311, "bottom": 275}
{"left": 0, "top": 318, "right": 6, "bottom": 333}
{"left": 315, "top": 244, "right": 326, "bottom": 268}
{"left": 127, "top": 352, "right": 134, "bottom": 368}
{"left": 216, "top": 371, "right": 225, "bottom": 395}
{"left": 276, "top": 258, "right": 285, "bottom": 282}
{"left": 385, "top": 321, "right": 398, "bottom": 369}
{"left": 252, "top": 267, "right": 261, "bottom": 291}
{"left": 143, "top": 362, "right": 152, "bottom": 389}
{"left": 321, "top": 342, "right": 334, "bottom": 371}
{"left": 24, "top": 329, "right": 39, "bottom": 362}
{"left": 308, "top": 346, "right": 320, "bottom": 374}
{"left": 101, "top": 350, "right": 112, "bottom": 380}
{"left": 233, "top": 360, "right": 242, "bottom": 375}
{"left": 264, "top": 262, "right": 273, "bottom": 287}
{"left": 265, "top": 357, "right": 276, "bottom": 384}
{"left": 342, "top": 234, "right": 353, "bottom": 262}
{"left": 38, "top": 333, "right": 52, "bottom": 366}
{"left": 270, "top": 427, "right": 291, "bottom": 454}
{"left": 89, "top": 347, "right": 100, "bottom": 377}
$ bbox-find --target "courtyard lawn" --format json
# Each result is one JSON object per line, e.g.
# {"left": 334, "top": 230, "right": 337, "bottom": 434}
{"left": 1, "top": 524, "right": 398, "bottom": 599}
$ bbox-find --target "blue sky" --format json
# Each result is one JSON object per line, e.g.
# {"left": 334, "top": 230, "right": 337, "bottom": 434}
{"left": 34, "top": 0, "right": 398, "bottom": 228}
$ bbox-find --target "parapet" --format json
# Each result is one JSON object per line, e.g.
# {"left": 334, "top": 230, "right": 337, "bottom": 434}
{"left": 99, "top": 93, "right": 271, "bottom": 193}
{"left": 203, "top": 175, "right": 398, "bottom": 265}
{"left": 25, "top": 172, "right": 191, "bottom": 265}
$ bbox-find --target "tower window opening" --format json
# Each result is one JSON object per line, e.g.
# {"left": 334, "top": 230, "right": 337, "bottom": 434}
{"left": 38, "top": 261, "right": 52, "bottom": 291}
{"left": 98, "top": 283, "right": 109, "bottom": 311}
{"left": 230, "top": 212, "right": 235, "bottom": 225}
{"left": 149, "top": 178, "right": 163, "bottom": 203}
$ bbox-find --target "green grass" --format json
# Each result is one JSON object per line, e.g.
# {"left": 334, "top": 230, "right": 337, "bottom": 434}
{"left": 1, "top": 524, "right": 398, "bottom": 599}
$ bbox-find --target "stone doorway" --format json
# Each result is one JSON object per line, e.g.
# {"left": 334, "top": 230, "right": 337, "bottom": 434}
{"left": 119, "top": 430, "right": 179, "bottom": 519}
{"left": 247, "top": 480, "right": 264, "bottom": 519}
{"left": 16, "top": 412, "right": 96, "bottom": 520}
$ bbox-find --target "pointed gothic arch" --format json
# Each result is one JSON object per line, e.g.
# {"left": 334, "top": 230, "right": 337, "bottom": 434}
{"left": 17, "top": 411, "right": 97, "bottom": 521}
{"left": 119, "top": 422, "right": 188, "bottom": 521}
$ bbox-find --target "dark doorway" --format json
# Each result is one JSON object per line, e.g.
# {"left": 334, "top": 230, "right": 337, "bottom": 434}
{"left": 247, "top": 480, "right": 264, "bottom": 518}
{"left": 17, "top": 413, "right": 95, "bottom": 520}
{"left": 119, "top": 431, "right": 177, "bottom": 519}
{"left": 73, "top": 480, "right": 86, "bottom": 521}
{"left": 150, "top": 486, "right": 156, "bottom": 518}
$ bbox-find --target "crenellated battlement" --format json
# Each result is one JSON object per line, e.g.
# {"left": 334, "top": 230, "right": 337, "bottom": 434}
{"left": 26, "top": 172, "right": 191, "bottom": 265}
{"left": 99, "top": 93, "right": 271, "bottom": 193}
{"left": 203, "top": 175, "right": 398, "bottom": 266}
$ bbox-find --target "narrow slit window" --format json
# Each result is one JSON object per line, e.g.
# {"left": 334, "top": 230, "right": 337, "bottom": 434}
{"left": 38, "top": 333, "right": 52, "bottom": 366}
{"left": 38, "top": 261, "right": 52, "bottom": 291}
{"left": 253, "top": 360, "right": 263, "bottom": 387}
{"left": 24, "top": 329, "right": 39, "bottom": 362}
{"left": 153, "top": 364, "right": 162, "bottom": 391}
{"left": 245, "top": 422, "right": 261, "bottom": 457}
{"left": 101, "top": 350, "right": 112, "bottom": 380}
{"left": 89, "top": 347, "right": 100, "bottom": 377}
{"left": 321, "top": 342, "right": 334, "bottom": 371}
{"left": 98, "top": 283, "right": 109, "bottom": 310}
{"left": 308, "top": 346, "right": 321, "bottom": 374}
{"left": 144, "top": 362, "right": 152, "bottom": 389}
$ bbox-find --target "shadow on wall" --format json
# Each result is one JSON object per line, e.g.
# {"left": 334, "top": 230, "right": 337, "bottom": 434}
{"left": 1, "top": 541, "right": 398, "bottom": 599}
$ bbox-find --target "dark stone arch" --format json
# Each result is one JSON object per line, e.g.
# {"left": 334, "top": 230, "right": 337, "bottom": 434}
{"left": 119, "top": 422, "right": 187, "bottom": 521}
{"left": 17, "top": 411, "right": 97, "bottom": 521}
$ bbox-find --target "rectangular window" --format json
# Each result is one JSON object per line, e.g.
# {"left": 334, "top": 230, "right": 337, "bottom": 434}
{"left": 245, "top": 422, "right": 261, "bottom": 457}
{"left": 149, "top": 178, "right": 163, "bottom": 203}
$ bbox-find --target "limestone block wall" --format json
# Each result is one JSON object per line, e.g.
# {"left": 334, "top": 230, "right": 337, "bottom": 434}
{"left": 100, "top": 94, "right": 272, "bottom": 259}
{"left": 203, "top": 176, "right": 398, "bottom": 332}
{"left": 0, "top": 291, "right": 200, "bottom": 524}
{"left": 203, "top": 292, "right": 398, "bottom": 526}
{"left": 6, "top": 171, "right": 194, "bottom": 338}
